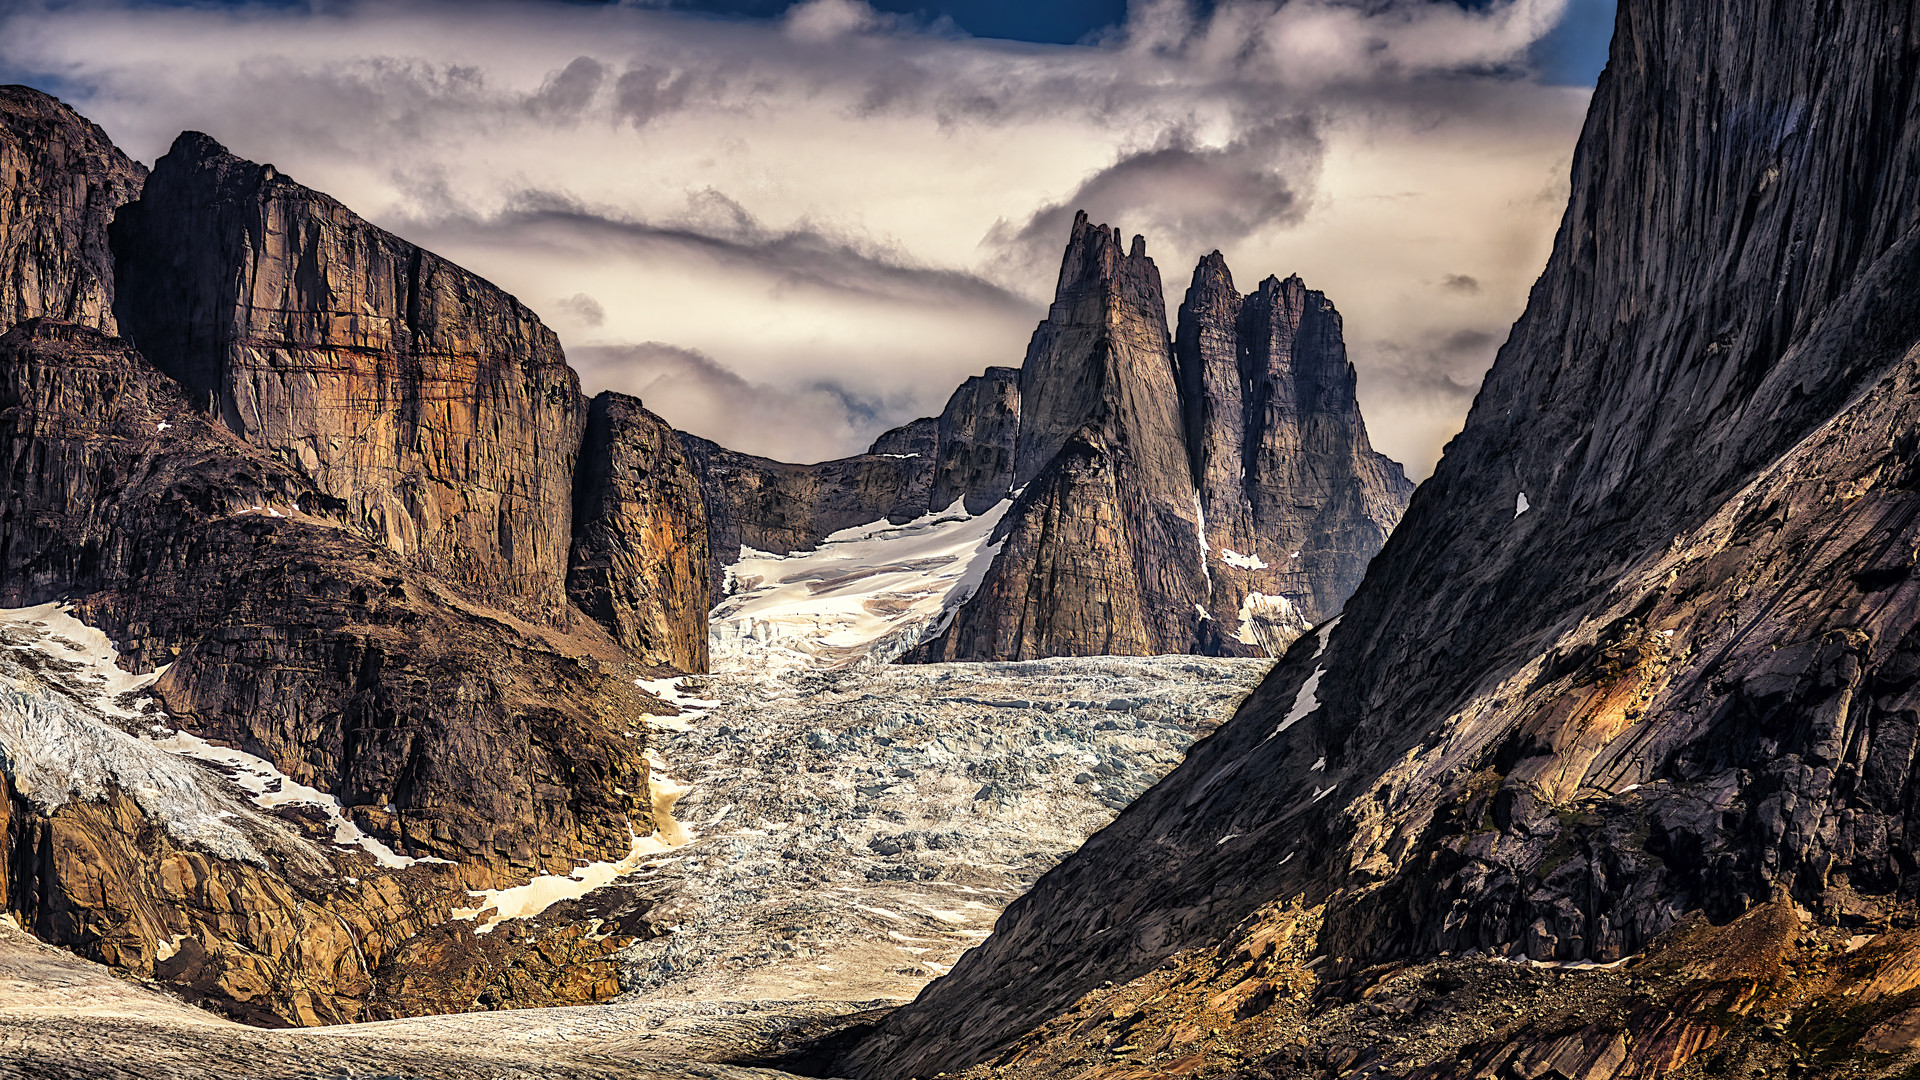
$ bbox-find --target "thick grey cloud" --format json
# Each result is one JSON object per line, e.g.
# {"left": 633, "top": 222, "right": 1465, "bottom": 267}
{"left": 0, "top": 0, "right": 1593, "bottom": 476}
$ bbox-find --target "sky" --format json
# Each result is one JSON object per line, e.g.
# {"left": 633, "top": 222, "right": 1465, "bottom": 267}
{"left": 0, "top": 0, "right": 1616, "bottom": 477}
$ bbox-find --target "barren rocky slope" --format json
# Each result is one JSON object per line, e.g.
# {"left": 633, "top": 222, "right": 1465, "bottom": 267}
{"left": 845, "top": 3, "right": 1920, "bottom": 1077}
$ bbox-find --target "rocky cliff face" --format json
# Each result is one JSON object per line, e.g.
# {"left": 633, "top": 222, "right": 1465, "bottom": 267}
{"left": 570, "top": 391, "right": 710, "bottom": 672}
{"left": 0, "top": 98, "right": 716, "bottom": 1027}
{"left": 0, "top": 319, "right": 655, "bottom": 879}
{"left": 1176, "top": 260, "right": 1413, "bottom": 644}
{"left": 110, "top": 132, "right": 585, "bottom": 626}
{"left": 0, "top": 87, "right": 146, "bottom": 337}
{"left": 910, "top": 215, "right": 1410, "bottom": 663}
{"left": 930, "top": 366, "right": 1019, "bottom": 516}
{"left": 846, "top": 3, "right": 1920, "bottom": 1077}
{"left": 911, "top": 216, "right": 1215, "bottom": 662}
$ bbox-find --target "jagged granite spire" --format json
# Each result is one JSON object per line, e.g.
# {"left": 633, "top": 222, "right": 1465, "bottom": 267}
{"left": 1177, "top": 262, "right": 1413, "bottom": 648}
{"left": 910, "top": 211, "right": 1216, "bottom": 661}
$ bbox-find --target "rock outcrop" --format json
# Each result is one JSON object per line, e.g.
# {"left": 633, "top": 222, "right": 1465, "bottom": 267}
{"left": 845, "top": 3, "right": 1920, "bottom": 1077}
{"left": 570, "top": 391, "right": 711, "bottom": 672}
{"left": 110, "top": 132, "right": 585, "bottom": 626}
{"left": 909, "top": 216, "right": 1410, "bottom": 662}
{"left": 1177, "top": 262, "right": 1412, "bottom": 639}
{"left": 0, "top": 87, "right": 146, "bottom": 337}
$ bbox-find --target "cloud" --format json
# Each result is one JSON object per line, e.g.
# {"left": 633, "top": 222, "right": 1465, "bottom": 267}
{"left": 0, "top": 0, "right": 1596, "bottom": 473}
{"left": 1441, "top": 273, "right": 1481, "bottom": 293}
{"left": 571, "top": 341, "right": 899, "bottom": 463}
{"left": 555, "top": 292, "right": 606, "bottom": 326}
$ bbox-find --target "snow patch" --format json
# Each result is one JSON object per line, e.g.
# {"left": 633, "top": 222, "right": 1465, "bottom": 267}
{"left": 149, "top": 726, "right": 426, "bottom": 869}
{"left": 709, "top": 498, "right": 1012, "bottom": 672}
{"left": 1515, "top": 491, "right": 1531, "bottom": 517}
{"left": 1271, "top": 666, "right": 1325, "bottom": 738}
{"left": 452, "top": 748, "right": 697, "bottom": 932}
{"left": 1220, "top": 549, "right": 1268, "bottom": 570}
{"left": 1235, "top": 593, "right": 1309, "bottom": 655}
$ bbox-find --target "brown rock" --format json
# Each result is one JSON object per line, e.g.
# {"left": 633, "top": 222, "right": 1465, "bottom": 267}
{"left": 0, "top": 86, "right": 146, "bottom": 337}
{"left": 569, "top": 391, "right": 710, "bottom": 672}
{"left": 110, "top": 132, "right": 585, "bottom": 625}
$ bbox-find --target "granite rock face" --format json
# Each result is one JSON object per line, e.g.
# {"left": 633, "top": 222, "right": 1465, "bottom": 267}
{"left": 110, "top": 132, "right": 585, "bottom": 625}
{"left": 910, "top": 214, "right": 1410, "bottom": 662}
{"left": 846, "top": 3, "right": 1920, "bottom": 1076}
{"left": 929, "top": 366, "right": 1019, "bottom": 516}
{"left": 570, "top": 391, "right": 711, "bottom": 672}
{"left": 0, "top": 87, "right": 146, "bottom": 337}
{"left": 1176, "top": 259, "right": 1413, "bottom": 640}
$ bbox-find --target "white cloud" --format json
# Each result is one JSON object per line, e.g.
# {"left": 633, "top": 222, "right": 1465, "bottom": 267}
{"left": 0, "top": 0, "right": 1592, "bottom": 477}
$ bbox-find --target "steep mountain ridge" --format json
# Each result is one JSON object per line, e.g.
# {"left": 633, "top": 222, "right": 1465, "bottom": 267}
{"left": 111, "top": 132, "right": 586, "bottom": 627}
{"left": 0, "top": 89, "right": 713, "bottom": 1025}
{"left": 845, "top": 3, "right": 1920, "bottom": 1076}
{"left": 0, "top": 87, "right": 145, "bottom": 337}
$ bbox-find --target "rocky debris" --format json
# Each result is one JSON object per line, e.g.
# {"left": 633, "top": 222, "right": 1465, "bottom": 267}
{"left": 843, "top": 4, "right": 1920, "bottom": 1078}
{"left": 854, "top": 897, "right": 1920, "bottom": 1080}
{"left": 1176, "top": 261, "right": 1413, "bottom": 632}
{"left": 0, "top": 87, "right": 145, "bottom": 337}
{"left": 587, "top": 656, "right": 1269, "bottom": 1006}
{"left": 110, "top": 132, "right": 587, "bottom": 625}
{"left": 0, "top": 916, "right": 828, "bottom": 1078}
{"left": 571, "top": 391, "right": 712, "bottom": 672}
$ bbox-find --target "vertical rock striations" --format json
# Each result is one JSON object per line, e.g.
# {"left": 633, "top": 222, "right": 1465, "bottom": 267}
{"left": 846, "top": 3, "right": 1920, "bottom": 1077}
{"left": 929, "top": 366, "right": 1019, "bottom": 516}
{"left": 110, "top": 133, "right": 585, "bottom": 625}
{"left": 1176, "top": 260, "right": 1413, "bottom": 648}
{"left": 0, "top": 87, "right": 146, "bottom": 336}
{"left": 569, "top": 391, "right": 711, "bottom": 672}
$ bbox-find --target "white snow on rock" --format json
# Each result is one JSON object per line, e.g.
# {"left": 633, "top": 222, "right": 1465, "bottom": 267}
{"left": 1235, "top": 592, "right": 1310, "bottom": 655}
{"left": 0, "top": 604, "right": 407, "bottom": 870}
{"left": 1220, "top": 549, "right": 1268, "bottom": 571}
{"left": 1516, "top": 491, "right": 1531, "bottom": 517}
{"left": 709, "top": 498, "right": 1012, "bottom": 672}
{"left": 148, "top": 726, "right": 427, "bottom": 869}
{"left": 452, "top": 754, "right": 696, "bottom": 933}
{"left": 1272, "top": 666, "right": 1325, "bottom": 738}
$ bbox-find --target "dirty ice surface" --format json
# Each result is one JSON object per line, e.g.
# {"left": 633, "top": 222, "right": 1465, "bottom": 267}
{"left": 708, "top": 499, "right": 1011, "bottom": 671}
{"left": 604, "top": 655, "right": 1273, "bottom": 1003}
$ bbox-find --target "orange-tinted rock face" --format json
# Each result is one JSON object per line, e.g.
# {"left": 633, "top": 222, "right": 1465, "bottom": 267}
{"left": 0, "top": 87, "right": 146, "bottom": 337}
{"left": 111, "top": 132, "right": 585, "bottom": 625}
{"left": 570, "top": 391, "right": 712, "bottom": 672}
